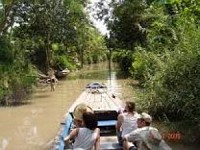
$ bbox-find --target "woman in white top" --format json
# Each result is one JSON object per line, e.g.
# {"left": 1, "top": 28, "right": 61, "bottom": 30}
{"left": 116, "top": 101, "right": 140, "bottom": 146}
{"left": 64, "top": 112, "right": 100, "bottom": 150}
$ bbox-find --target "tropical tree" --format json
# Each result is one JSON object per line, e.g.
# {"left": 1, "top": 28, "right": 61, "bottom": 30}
{"left": 0, "top": 0, "right": 108, "bottom": 105}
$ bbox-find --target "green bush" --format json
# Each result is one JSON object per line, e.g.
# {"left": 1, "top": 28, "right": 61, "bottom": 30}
{"left": 0, "top": 37, "right": 13, "bottom": 65}
{"left": 129, "top": 46, "right": 166, "bottom": 86}
{"left": 145, "top": 17, "right": 200, "bottom": 119}
{"left": 142, "top": 49, "right": 200, "bottom": 143}
{"left": 134, "top": 14, "right": 200, "bottom": 143}
{"left": 114, "top": 50, "right": 133, "bottom": 73}
{"left": 54, "top": 55, "right": 76, "bottom": 70}
{"left": 0, "top": 63, "right": 37, "bottom": 105}
{"left": 84, "top": 50, "right": 108, "bottom": 64}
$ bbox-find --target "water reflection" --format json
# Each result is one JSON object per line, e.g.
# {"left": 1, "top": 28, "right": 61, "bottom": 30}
{"left": 106, "top": 71, "right": 122, "bottom": 97}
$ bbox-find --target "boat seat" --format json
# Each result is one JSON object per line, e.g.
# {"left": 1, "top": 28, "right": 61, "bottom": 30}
{"left": 98, "top": 120, "right": 117, "bottom": 127}
{"left": 100, "top": 142, "right": 123, "bottom": 150}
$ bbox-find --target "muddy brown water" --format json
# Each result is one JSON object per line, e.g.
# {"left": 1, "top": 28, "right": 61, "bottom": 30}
{"left": 0, "top": 63, "right": 133, "bottom": 150}
{"left": 0, "top": 63, "right": 199, "bottom": 150}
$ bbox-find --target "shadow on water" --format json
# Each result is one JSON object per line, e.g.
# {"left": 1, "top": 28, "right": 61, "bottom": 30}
{"left": 33, "top": 94, "right": 51, "bottom": 99}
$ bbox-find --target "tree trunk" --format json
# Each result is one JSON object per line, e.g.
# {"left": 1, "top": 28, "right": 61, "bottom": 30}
{"left": 45, "top": 32, "right": 50, "bottom": 73}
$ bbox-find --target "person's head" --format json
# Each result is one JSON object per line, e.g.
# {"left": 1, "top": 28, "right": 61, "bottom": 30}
{"left": 83, "top": 111, "right": 97, "bottom": 130}
{"left": 124, "top": 101, "right": 136, "bottom": 112}
{"left": 73, "top": 103, "right": 93, "bottom": 127}
{"left": 137, "top": 112, "right": 152, "bottom": 128}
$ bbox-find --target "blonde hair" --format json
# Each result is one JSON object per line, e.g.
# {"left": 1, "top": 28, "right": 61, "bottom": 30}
{"left": 73, "top": 103, "right": 93, "bottom": 120}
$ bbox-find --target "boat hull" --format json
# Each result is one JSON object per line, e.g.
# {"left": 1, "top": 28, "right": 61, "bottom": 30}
{"left": 52, "top": 85, "right": 123, "bottom": 150}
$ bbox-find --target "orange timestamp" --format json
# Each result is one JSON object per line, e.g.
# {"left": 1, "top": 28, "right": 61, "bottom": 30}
{"left": 161, "top": 131, "right": 182, "bottom": 141}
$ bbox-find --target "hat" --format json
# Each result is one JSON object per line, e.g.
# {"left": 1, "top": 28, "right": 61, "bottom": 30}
{"left": 73, "top": 103, "right": 93, "bottom": 120}
{"left": 139, "top": 112, "right": 152, "bottom": 123}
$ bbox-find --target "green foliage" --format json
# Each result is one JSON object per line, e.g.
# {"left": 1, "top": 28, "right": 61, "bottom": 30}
{"left": 12, "top": 0, "right": 88, "bottom": 71}
{"left": 133, "top": 13, "right": 200, "bottom": 142}
{"left": 107, "top": 0, "right": 148, "bottom": 50}
{"left": 113, "top": 50, "right": 133, "bottom": 73}
{"left": 0, "top": 63, "right": 37, "bottom": 105}
{"left": 0, "top": 37, "right": 13, "bottom": 64}
{"left": 54, "top": 55, "right": 76, "bottom": 71}
{"left": 103, "top": 1, "right": 170, "bottom": 76}
{"left": 0, "top": 0, "right": 107, "bottom": 106}
{"left": 84, "top": 50, "right": 107, "bottom": 64}
{"left": 143, "top": 48, "right": 200, "bottom": 143}
{"left": 145, "top": 4, "right": 178, "bottom": 52}
{"left": 120, "top": 1, "right": 200, "bottom": 143}
{"left": 130, "top": 47, "right": 165, "bottom": 85}
{"left": 81, "top": 27, "right": 108, "bottom": 65}
{"left": 147, "top": 17, "right": 200, "bottom": 117}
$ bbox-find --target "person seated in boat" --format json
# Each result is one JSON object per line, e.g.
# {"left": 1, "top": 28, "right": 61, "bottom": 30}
{"left": 116, "top": 101, "right": 140, "bottom": 146}
{"left": 64, "top": 111, "right": 100, "bottom": 150}
{"left": 123, "top": 112, "right": 172, "bottom": 150}
{"left": 73, "top": 103, "right": 94, "bottom": 127}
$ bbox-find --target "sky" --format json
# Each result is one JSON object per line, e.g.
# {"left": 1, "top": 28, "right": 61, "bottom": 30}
{"left": 88, "top": 0, "right": 109, "bottom": 35}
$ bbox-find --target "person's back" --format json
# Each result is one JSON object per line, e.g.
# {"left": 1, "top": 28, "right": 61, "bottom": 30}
{"left": 64, "top": 111, "right": 100, "bottom": 150}
{"left": 73, "top": 127, "right": 99, "bottom": 150}
{"left": 116, "top": 101, "right": 140, "bottom": 145}
{"left": 121, "top": 112, "right": 139, "bottom": 137}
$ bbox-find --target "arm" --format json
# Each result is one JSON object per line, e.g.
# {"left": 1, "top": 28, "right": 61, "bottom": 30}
{"left": 115, "top": 114, "right": 124, "bottom": 132}
{"left": 64, "top": 128, "right": 78, "bottom": 145}
{"left": 123, "top": 137, "right": 136, "bottom": 150}
{"left": 94, "top": 128, "right": 100, "bottom": 150}
{"left": 123, "top": 132, "right": 138, "bottom": 150}
{"left": 124, "top": 129, "right": 141, "bottom": 148}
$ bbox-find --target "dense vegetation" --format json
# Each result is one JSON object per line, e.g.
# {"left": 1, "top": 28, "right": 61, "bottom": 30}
{"left": 1, "top": 0, "right": 200, "bottom": 144}
{"left": 97, "top": 0, "right": 200, "bottom": 143}
{"left": 0, "top": 0, "right": 108, "bottom": 105}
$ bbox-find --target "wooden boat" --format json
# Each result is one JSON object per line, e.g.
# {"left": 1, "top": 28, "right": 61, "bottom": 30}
{"left": 55, "top": 68, "right": 70, "bottom": 79}
{"left": 52, "top": 82, "right": 123, "bottom": 150}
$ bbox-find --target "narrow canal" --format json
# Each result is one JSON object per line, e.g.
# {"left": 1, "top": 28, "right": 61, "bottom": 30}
{"left": 0, "top": 62, "right": 198, "bottom": 150}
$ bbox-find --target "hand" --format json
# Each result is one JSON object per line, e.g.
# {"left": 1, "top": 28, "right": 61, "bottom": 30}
{"left": 64, "top": 136, "right": 71, "bottom": 145}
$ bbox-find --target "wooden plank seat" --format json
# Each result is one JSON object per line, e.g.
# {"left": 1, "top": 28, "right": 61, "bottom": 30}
{"left": 98, "top": 120, "right": 117, "bottom": 127}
